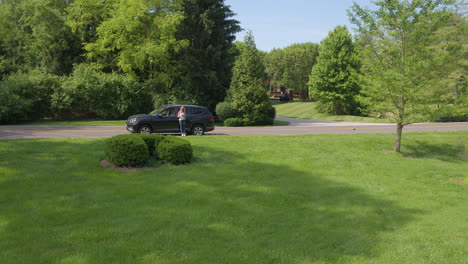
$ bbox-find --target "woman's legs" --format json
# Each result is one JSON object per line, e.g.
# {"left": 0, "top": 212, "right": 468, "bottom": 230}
{"left": 179, "top": 119, "right": 186, "bottom": 136}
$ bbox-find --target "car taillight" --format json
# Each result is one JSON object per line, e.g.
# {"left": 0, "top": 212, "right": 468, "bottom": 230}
{"left": 209, "top": 116, "right": 215, "bottom": 120}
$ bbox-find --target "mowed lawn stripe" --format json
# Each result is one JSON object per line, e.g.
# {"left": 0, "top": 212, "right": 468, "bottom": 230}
{"left": 275, "top": 101, "right": 392, "bottom": 123}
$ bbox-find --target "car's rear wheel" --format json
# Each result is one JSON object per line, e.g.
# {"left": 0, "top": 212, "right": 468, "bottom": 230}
{"left": 191, "top": 124, "right": 204, "bottom": 136}
{"left": 138, "top": 124, "right": 152, "bottom": 134}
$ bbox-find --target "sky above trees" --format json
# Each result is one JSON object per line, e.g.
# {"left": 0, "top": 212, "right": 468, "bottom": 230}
{"left": 225, "top": 0, "right": 375, "bottom": 51}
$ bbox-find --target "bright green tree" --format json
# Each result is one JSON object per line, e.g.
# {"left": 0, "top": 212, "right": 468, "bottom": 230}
{"left": 308, "top": 26, "right": 362, "bottom": 115}
{"left": 227, "top": 32, "right": 275, "bottom": 125}
{"left": 349, "top": 0, "right": 462, "bottom": 152}
{"left": 84, "top": 0, "right": 188, "bottom": 78}
{"left": 66, "top": 0, "right": 117, "bottom": 44}
{"left": 0, "top": 0, "right": 80, "bottom": 76}
{"left": 266, "top": 43, "right": 320, "bottom": 99}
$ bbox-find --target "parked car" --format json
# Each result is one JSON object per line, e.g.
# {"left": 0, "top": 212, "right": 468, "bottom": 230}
{"left": 126, "top": 104, "right": 215, "bottom": 135}
{"left": 279, "top": 93, "right": 290, "bottom": 102}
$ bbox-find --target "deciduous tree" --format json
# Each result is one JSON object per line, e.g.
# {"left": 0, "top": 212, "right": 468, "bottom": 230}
{"left": 266, "top": 43, "right": 320, "bottom": 99}
{"left": 349, "top": 0, "right": 462, "bottom": 152}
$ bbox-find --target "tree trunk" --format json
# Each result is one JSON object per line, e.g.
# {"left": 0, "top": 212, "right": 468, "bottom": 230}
{"left": 394, "top": 122, "right": 404, "bottom": 152}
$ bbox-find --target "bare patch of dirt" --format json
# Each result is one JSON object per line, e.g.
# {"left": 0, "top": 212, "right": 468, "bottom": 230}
{"left": 401, "top": 154, "right": 421, "bottom": 159}
{"left": 449, "top": 178, "right": 466, "bottom": 185}
{"left": 383, "top": 151, "right": 420, "bottom": 159}
{"left": 100, "top": 160, "right": 149, "bottom": 172}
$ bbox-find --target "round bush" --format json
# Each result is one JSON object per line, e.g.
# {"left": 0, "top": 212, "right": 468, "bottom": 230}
{"left": 105, "top": 135, "right": 149, "bottom": 167}
{"left": 215, "top": 101, "right": 240, "bottom": 121}
{"left": 158, "top": 137, "right": 193, "bottom": 165}
{"left": 224, "top": 117, "right": 245, "bottom": 127}
{"left": 136, "top": 134, "right": 167, "bottom": 157}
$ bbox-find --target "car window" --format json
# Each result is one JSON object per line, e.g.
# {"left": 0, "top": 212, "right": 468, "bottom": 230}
{"left": 191, "top": 108, "right": 205, "bottom": 115}
{"left": 160, "top": 107, "right": 176, "bottom": 116}
{"left": 149, "top": 105, "right": 168, "bottom": 115}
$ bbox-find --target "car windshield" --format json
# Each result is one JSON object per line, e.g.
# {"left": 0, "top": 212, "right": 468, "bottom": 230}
{"left": 149, "top": 105, "right": 168, "bottom": 115}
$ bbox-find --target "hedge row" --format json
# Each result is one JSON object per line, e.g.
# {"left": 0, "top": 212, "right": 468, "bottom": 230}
{"left": 105, "top": 134, "right": 192, "bottom": 167}
{"left": 0, "top": 65, "right": 154, "bottom": 124}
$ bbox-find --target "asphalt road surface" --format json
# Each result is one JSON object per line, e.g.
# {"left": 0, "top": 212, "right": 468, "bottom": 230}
{"left": 1, "top": 117, "right": 467, "bottom": 139}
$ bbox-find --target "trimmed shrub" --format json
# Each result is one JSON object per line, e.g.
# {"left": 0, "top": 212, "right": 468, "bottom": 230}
{"left": 105, "top": 135, "right": 149, "bottom": 167}
{"left": 215, "top": 101, "right": 240, "bottom": 121}
{"left": 136, "top": 134, "right": 167, "bottom": 156}
{"left": 224, "top": 117, "right": 245, "bottom": 127}
{"left": 158, "top": 137, "right": 193, "bottom": 165}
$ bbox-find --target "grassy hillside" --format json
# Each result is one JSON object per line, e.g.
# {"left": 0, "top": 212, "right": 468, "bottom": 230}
{"left": 275, "top": 101, "right": 391, "bottom": 123}
{"left": 0, "top": 132, "right": 467, "bottom": 263}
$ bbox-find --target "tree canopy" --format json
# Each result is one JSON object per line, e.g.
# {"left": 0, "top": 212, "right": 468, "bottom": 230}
{"left": 349, "top": 0, "right": 463, "bottom": 152}
{"left": 265, "top": 43, "right": 320, "bottom": 99}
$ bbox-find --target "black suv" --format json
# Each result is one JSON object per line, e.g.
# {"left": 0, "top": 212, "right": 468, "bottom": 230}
{"left": 126, "top": 104, "right": 215, "bottom": 136}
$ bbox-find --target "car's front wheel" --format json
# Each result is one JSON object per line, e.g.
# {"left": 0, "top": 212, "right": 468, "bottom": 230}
{"left": 138, "top": 124, "right": 152, "bottom": 134}
{"left": 191, "top": 124, "right": 205, "bottom": 136}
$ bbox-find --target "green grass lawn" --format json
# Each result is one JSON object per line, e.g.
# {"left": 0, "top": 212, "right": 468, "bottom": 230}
{"left": 275, "top": 101, "right": 392, "bottom": 123}
{"left": 0, "top": 132, "right": 467, "bottom": 263}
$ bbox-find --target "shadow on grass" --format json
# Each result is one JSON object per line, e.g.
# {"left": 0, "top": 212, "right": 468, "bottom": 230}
{"left": 403, "top": 139, "right": 467, "bottom": 163}
{"left": 0, "top": 139, "right": 422, "bottom": 263}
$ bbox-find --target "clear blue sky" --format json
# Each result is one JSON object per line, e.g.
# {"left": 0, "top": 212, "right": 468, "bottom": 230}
{"left": 224, "top": 0, "right": 376, "bottom": 51}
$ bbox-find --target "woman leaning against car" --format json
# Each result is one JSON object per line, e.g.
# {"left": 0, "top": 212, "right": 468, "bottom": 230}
{"left": 177, "top": 106, "right": 186, "bottom": 136}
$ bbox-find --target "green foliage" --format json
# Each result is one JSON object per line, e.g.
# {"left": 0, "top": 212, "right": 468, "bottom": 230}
{"left": 105, "top": 134, "right": 149, "bottom": 167}
{"left": 65, "top": 0, "right": 116, "bottom": 44}
{"left": 0, "top": 70, "right": 62, "bottom": 123}
{"left": 157, "top": 137, "right": 193, "bottom": 165}
{"left": 308, "top": 26, "right": 362, "bottom": 115}
{"left": 215, "top": 101, "right": 240, "bottom": 121}
{"left": 265, "top": 43, "right": 320, "bottom": 98}
{"left": 349, "top": 0, "right": 462, "bottom": 151}
{"left": 173, "top": 0, "right": 241, "bottom": 111}
{"left": 135, "top": 134, "right": 167, "bottom": 157}
{"left": 436, "top": 100, "right": 468, "bottom": 119}
{"left": 59, "top": 64, "right": 153, "bottom": 119}
{"left": 0, "top": 0, "right": 242, "bottom": 121}
{"left": 105, "top": 134, "right": 192, "bottom": 167}
{"left": 223, "top": 117, "right": 245, "bottom": 127}
{"left": 84, "top": 0, "right": 188, "bottom": 77}
{"left": 0, "top": 85, "right": 31, "bottom": 124}
{"left": 0, "top": 0, "right": 81, "bottom": 76}
{"left": 227, "top": 32, "right": 275, "bottom": 125}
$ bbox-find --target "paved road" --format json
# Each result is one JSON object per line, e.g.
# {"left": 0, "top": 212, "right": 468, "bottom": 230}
{"left": 0, "top": 117, "right": 467, "bottom": 139}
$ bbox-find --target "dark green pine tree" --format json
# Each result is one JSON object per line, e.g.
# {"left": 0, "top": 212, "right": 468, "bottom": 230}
{"left": 175, "top": 0, "right": 241, "bottom": 111}
{"left": 308, "top": 25, "right": 362, "bottom": 115}
{"left": 227, "top": 32, "right": 275, "bottom": 125}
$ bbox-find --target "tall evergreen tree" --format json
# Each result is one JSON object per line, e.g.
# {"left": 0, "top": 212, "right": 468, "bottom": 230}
{"left": 227, "top": 32, "right": 275, "bottom": 125}
{"left": 175, "top": 0, "right": 241, "bottom": 110}
{"left": 308, "top": 26, "right": 362, "bottom": 115}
